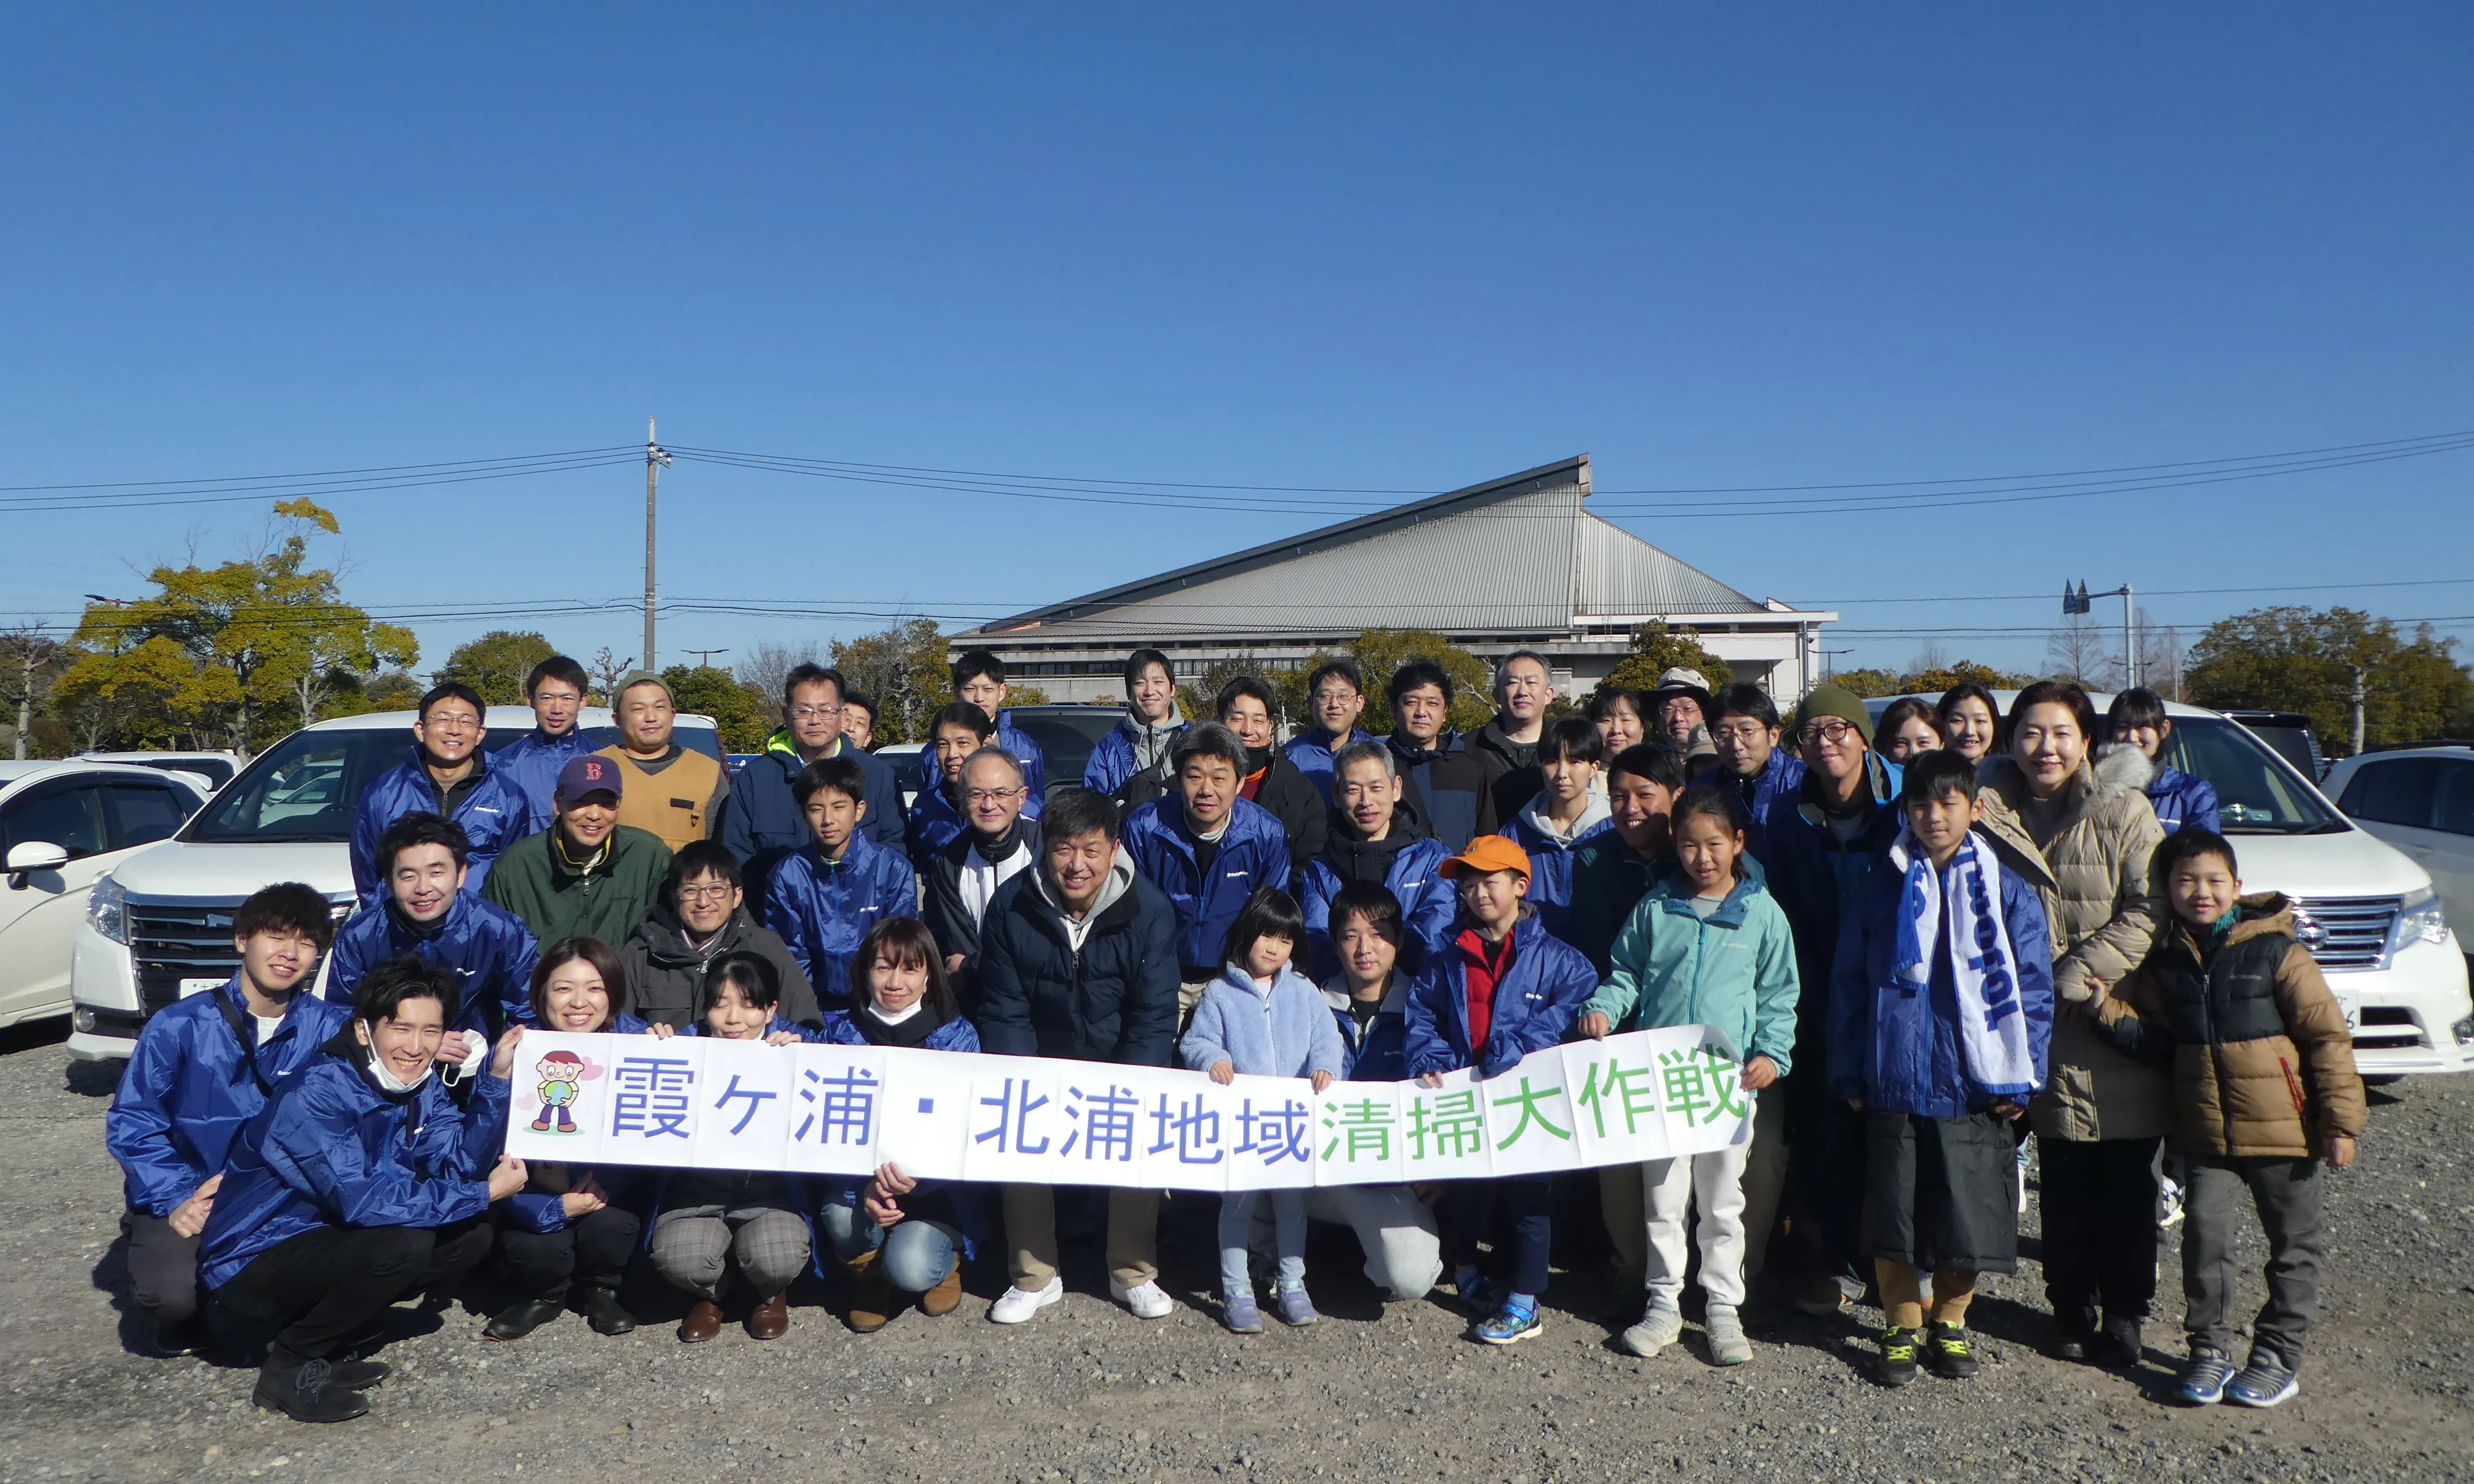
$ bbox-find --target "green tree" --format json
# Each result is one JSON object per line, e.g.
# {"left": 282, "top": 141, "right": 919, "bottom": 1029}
{"left": 1600, "top": 621, "right": 1733, "bottom": 700}
{"left": 2187, "top": 606, "right": 2474, "bottom": 756}
{"left": 439, "top": 630, "right": 557, "bottom": 706}
{"left": 1829, "top": 659, "right": 2034, "bottom": 700}
{"left": 831, "top": 619, "right": 950, "bottom": 745}
{"left": 662, "top": 664, "right": 771, "bottom": 753}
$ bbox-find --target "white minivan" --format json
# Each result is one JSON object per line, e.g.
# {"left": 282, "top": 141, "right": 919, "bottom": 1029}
{"left": 1869, "top": 693, "right": 2474, "bottom": 1079}
{"left": 66, "top": 705, "right": 720, "bottom": 1060}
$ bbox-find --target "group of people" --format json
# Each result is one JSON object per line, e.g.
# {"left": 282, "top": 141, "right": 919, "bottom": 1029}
{"left": 104, "top": 647, "right": 2362, "bottom": 1426}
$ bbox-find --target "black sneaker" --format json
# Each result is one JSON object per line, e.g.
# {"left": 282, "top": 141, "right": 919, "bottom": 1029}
{"left": 329, "top": 1356, "right": 390, "bottom": 1389}
{"left": 484, "top": 1298, "right": 565, "bottom": 1342}
{"left": 1925, "top": 1322, "right": 1979, "bottom": 1379}
{"left": 2097, "top": 1314, "right": 2145, "bottom": 1369}
{"left": 253, "top": 1358, "right": 371, "bottom": 1423}
{"left": 581, "top": 1285, "right": 638, "bottom": 1337}
{"left": 1876, "top": 1326, "right": 1922, "bottom": 1387}
{"left": 144, "top": 1312, "right": 205, "bottom": 1358}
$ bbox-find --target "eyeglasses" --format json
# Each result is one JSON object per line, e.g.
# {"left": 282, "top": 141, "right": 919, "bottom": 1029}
{"left": 965, "top": 787, "right": 1026, "bottom": 805}
{"left": 790, "top": 704, "right": 843, "bottom": 720}
{"left": 1715, "top": 722, "right": 1772, "bottom": 742}
{"left": 677, "top": 884, "right": 736, "bottom": 902}
{"left": 424, "top": 713, "right": 481, "bottom": 732}
{"left": 1798, "top": 720, "right": 1856, "bottom": 746}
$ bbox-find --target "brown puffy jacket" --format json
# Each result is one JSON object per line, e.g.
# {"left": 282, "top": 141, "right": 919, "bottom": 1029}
{"left": 1977, "top": 746, "right": 2169, "bottom": 1142}
{"left": 2089, "top": 895, "right": 2366, "bottom": 1158}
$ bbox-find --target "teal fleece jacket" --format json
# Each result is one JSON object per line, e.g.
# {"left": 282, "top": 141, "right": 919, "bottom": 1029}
{"left": 1584, "top": 857, "right": 1801, "bottom": 1073}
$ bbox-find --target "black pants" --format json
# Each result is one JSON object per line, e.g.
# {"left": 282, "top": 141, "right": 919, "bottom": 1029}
{"left": 1439, "top": 1176, "right": 1554, "bottom": 1298}
{"left": 124, "top": 1211, "right": 205, "bottom": 1326}
{"left": 2038, "top": 1135, "right": 2161, "bottom": 1329}
{"left": 215, "top": 1218, "right": 491, "bottom": 1367}
{"left": 1782, "top": 1084, "right": 1869, "bottom": 1284}
{"left": 499, "top": 1207, "right": 642, "bottom": 1302}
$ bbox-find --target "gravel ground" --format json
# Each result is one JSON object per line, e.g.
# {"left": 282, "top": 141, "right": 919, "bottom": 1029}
{"left": 3, "top": 1018, "right": 2469, "bottom": 1484}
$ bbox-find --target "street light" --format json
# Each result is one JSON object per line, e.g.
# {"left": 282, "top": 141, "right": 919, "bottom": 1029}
{"left": 2063, "top": 580, "right": 2137, "bottom": 689}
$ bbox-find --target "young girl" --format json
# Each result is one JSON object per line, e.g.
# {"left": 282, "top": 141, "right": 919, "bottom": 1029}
{"left": 648, "top": 953, "right": 819, "bottom": 1342}
{"left": 1580, "top": 787, "right": 1798, "bottom": 1366}
{"left": 1181, "top": 887, "right": 1346, "bottom": 1333}
{"left": 820, "top": 917, "right": 987, "bottom": 1333}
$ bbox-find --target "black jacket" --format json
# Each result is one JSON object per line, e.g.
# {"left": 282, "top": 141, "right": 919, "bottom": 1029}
{"left": 975, "top": 864, "right": 1181, "bottom": 1066}
{"left": 1469, "top": 718, "right": 1543, "bottom": 830}
{"left": 1387, "top": 731, "right": 1504, "bottom": 853}
{"left": 1247, "top": 751, "right": 1325, "bottom": 886}
{"left": 618, "top": 902, "right": 822, "bottom": 1029}
{"left": 920, "top": 816, "right": 1042, "bottom": 1014}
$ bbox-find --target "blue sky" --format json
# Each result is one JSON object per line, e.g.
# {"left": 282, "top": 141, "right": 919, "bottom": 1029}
{"left": 6, "top": 5, "right": 2471, "bottom": 682}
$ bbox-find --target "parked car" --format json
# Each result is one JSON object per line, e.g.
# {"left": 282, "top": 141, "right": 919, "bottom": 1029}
{"left": 65, "top": 706, "right": 720, "bottom": 1060}
{"left": 877, "top": 742, "right": 926, "bottom": 814}
{"left": 1, "top": 761, "right": 211, "bottom": 1032}
{"left": 1867, "top": 692, "right": 2474, "bottom": 1079}
{"left": 2324, "top": 744, "right": 2474, "bottom": 969}
{"left": 76, "top": 750, "right": 242, "bottom": 791}
{"left": 1004, "top": 704, "right": 1130, "bottom": 800}
{"left": 2222, "top": 709, "right": 2326, "bottom": 780}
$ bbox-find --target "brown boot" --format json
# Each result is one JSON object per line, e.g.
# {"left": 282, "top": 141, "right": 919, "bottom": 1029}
{"left": 920, "top": 1262, "right": 965, "bottom": 1318}
{"left": 678, "top": 1300, "right": 724, "bottom": 1344}
{"left": 846, "top": 1250, "right": 895, "bottom": 1334}
{"left": 746, "top": 1290, "right": 790, "bottom": 1340}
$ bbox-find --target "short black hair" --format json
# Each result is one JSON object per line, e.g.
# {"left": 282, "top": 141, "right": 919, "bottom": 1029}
{"left": 417, "top": 681, "right": 486, "bottom": 723}
{"left": 856, "top": 917, "right": 958, "bottom": 1023}
{"left": 951, "top": 649, "right": 1006, "bottom": 689}
{"left": 666, "top": 838, "right": 744, "bottom": 903}
{"left": 1709, "top": 682, "right": 1779, "bottom": 731}
{"left": 531, "top": 936, "right": 628, "bottom": 1025}
{"left": 1306, "top": 656, "right": 1364, "bottom": 697}
{"left": 1606, "top": 742, "right": 1687, "bottom": 791}
{"left": 1588, "top": 686, "right": 1641, "bottom": 723}
{"left": 232, "top": 881, "right": 336, "bottom": 951}
{"left": 375, "top": 811, "right": 470, "bottom": 878}
{"left": 1123, "top": 648, "right": 1174, "bottom": 692}
{"left": 842, "top": 688, "right": 876, "bottom": 721}
{"left": 2158, "top": 827, "right": 2238, "bottom": 882}
{"left": 783, "top": 663, "right": 848, "bottom": 706}
{"left": 1672, "top": 783, "right": 1749, "bottom": 839}
{"left": 2107, "top": 686, "right": 2170, "bottom": 735}
{"left": 1387, "top": 658, "right": 1454, "bottom": 709}
{"left": 1042, "top": 785, "right": 1119, "bottom": 845}
{"left": 2011, "top": 679, "right": 2100, "bottom": 749}
{"left": 1900, "top": 748, "right": 1983, "bottom": 806}
{"left": 1220, "top": 885, "right": 1308, "bottom": 971}
{"left": 1214, "top": 675, "right": 1278, "bottom": 721}
{"left": 1537, "top": 715, "right": 1605, "bottom": 766}
{"left": 1172, "top": 721, "right": 1249, "bottom": 774}
{"left": 792, "top": 755, "right": 870, "bottom": 808}
{"left": 932, "top": 700, "right": 996, "bottom": 742}
{"left": 353, "top": 956, "right": 454, "bottom": 1025}
{"left": 524, "top": 654, "right": 588, "bottom": 699}
{"left": 703, "top": 951, "right": 781, "bottom": 1015}
{"left": 1877, "top": 696, "right": 1944, "bottom": 749}
{"left": 1327, "top": 880, "right": 1404, "bottom": 951}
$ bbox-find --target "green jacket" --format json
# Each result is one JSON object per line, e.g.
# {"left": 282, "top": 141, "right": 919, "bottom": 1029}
{"left": 1585, "top": 857, "right": 1800, "bottom": 1074}
{"left": 481, "top": 824, "right": 674, "bottom": 951}
{"left": 1565, "top": 834, "right": 1670, "bottom": 976}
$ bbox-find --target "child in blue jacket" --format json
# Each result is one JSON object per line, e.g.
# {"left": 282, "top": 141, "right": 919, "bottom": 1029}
{"left": 1182, "top": 887, "right": 1346, "bottom": 1333}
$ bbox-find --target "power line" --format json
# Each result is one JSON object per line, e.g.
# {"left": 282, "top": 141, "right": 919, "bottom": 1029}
{"left": 0, "top": 444, "right": 638, "bottom": 494}
{"left": 0, "top": 451, "right": 641, "bottom": 514}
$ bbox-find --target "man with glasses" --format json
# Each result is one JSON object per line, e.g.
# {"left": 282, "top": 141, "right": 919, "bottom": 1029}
{"left": 1695, "top": 682, "right": 1807, "bottom": 865}
{"left": 350, "top": 681, "right": 525, "bottom": 901}
{"left": 1283, "top": 657, "right": 1378, "bottom": 806}
{"left": 720, "top": 663, "right": 904, "bottom": 905}
{"left": 492, "top": 654, "right": 594, "bottom": 835}
{"left": 922, "top": 746, "right": 1040, "bottom": 1009}
{"left": 595, "top": 674, "right": 730, "bottom": 853}
{"left": 621, "top": 838, "right": 821, "bottom": 1029}
{"left": 1469, "top": 650, "right": 1555, "bottom": 827}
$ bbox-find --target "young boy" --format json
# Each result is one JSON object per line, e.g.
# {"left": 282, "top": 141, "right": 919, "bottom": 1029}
{"left": 105, "top": 882, "right": 351, "bottom": 1358}
{"left": 1403, "top": 835, "right": 1597, "bottom": 1346}
{"left": 766, "top": 755, "right": 919, "bottom": 1014}
{"left": 2088, "top": 829, "right": 2363, "bottom": 1408}
{"left": 1502, "top": 717, "right": 1613, "bottom": 945}
{"left": 1830, "top": 749, "right": 2054, "bottom": 1386}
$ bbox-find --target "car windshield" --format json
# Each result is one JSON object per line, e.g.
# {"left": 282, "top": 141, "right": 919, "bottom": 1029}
{"left": 2158, "top": 717, "right": 2344, "bottom": 835}
{"left": 1006, "top": 709, "right": 1125, "bottom": 795}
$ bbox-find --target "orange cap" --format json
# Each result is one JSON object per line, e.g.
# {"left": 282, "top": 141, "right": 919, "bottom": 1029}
{"left": 1440, "top": 834, "right": 1531, "bottom": 881}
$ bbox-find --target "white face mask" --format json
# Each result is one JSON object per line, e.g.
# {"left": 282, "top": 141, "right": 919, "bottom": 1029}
{"left": 366, "top": 1047, "right": 434, "bottom": 1094}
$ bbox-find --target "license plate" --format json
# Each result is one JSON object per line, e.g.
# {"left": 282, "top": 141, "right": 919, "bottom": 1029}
{"left": 178, "top": 978, "right": 225, "bottom": 998}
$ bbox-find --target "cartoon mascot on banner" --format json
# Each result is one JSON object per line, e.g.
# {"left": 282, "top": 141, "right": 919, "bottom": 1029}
{"left": 531, "top": 1048, "right": 588, "bottom": 1134}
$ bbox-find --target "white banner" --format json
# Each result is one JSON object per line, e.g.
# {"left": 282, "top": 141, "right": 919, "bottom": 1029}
{"left": 505, "top": 1026, "right": 1753, "bottom": 1190}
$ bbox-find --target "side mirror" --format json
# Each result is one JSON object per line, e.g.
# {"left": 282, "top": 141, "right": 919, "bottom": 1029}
{"left": 5, "top": 841, "right": 70, "bottom": 888}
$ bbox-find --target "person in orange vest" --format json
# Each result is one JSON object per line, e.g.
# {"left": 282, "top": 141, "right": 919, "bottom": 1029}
{"left": 597, "top": 673, "right": 730, "bottom": 852}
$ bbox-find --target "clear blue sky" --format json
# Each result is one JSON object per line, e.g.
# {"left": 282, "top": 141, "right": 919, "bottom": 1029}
{"left": 7, "top": 5, "right": 2471, "bottom": 682}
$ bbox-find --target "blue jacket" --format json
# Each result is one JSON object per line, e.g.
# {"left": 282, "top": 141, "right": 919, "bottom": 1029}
{"left": 1582, "top": 859, "right": 1801, "bottom": 1074}
{"left": 1283, "top": 728, "right": 1378, "bottom": 806}
{"left": 325, "top": 892, "right": 541, "bottom": 1042}
{"left": 1503, "top": 793, "right": 1616, "bottom": 947}
{"left": 1296, "top": 831, "right": 1456, "bottom": 981}
{"left": 817, "top": 1007, "right": 989, "bottom": 1259}
{"left": 349, "top": 748, "right": 528, "bottom": 902}
{"left": 1692, "top": 748, "right": 1808, "bottom": 868}
{"left": 719, "top": 738, "right": 908, "bottom": 903}
{"left": 499, "top": 1010, "right": 653, "bottom": 1235}
{"left": 1119, "top": 796, "right": 1294, "bottom": 974}
{"left": 491, "top": 727, "right": 595, "bottom": 837}
{"left": 1403, "top": 913, "right": 1597, "bottom": 1080}
{"left": 913, "top": 713, "right": 1046, "bottom": 801}
{"left": 2146, "top": 762, "right": 2221, "bottom": 837}
{"left": 821, "top": 1008, "right": 982, "bottom": 1054}
{"left": 105, "top": 978, "right": 351, "bottom": 1217}
{"left": 761, "top": 831, "right": 918, "bottom": 1015}
{"left": 1323, "top": 977, "right": 1411, "bottom": 1083}
{"left": 1083, "top": 716, "right": 1189, "bottom": 797}
{"left": 904, "top": 778, "right": 969, "bottom": 872}
{"left": 1181, "top": 963, "right": 1347, "bottom": 1079}
{"left": 1565, "top": 835, "right": 1668, "bottom": 977}
{"left": 1759, "top": 754, "right": 1906, "bottom": 1071}
{"left": 200, "top": 1043, "right": 509, "bottom": 1289}
{"left": 976, "top": 857, "right": 1182, "bottom": 1066}
{"left": 1828, "top": 850, "right": 2056, "bottom": 1117}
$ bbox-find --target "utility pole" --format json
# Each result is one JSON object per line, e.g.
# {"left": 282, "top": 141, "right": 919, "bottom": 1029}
{"left": 685, "top": 647, "right": 731, "bottom": 670}
{"left": 2346, "top": 662, "right": 2367, "bottom": 756}
{"left": 1818, "top": 648, "right": 1853, "bottom": 683}
{"left": 8, "top": 643, "right": 32, "bottom": 761}
{"left": 643, "top": 417, "right": 671, "bottom": 674}
{"left": 2064, "top": 581, "right": 2138, "bottom": 691}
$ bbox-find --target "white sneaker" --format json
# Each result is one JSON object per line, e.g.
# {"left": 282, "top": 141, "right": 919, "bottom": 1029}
{"left": 1109, "top": 1277, "right": 1175, "bottom": 1319}
{"left": 989, "top": 1277, "right": 1064, "bottom": 1325}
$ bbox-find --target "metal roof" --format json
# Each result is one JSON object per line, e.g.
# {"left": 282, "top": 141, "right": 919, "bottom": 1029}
{"left": 964, "top": 454, "right": 1788, "bottom": 641}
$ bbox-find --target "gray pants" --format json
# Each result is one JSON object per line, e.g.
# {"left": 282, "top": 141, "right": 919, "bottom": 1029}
{"left": 1302, "top": 1184, "right": 1443, "bottom": 1300}
{"left": 651, "top": 1205, "right": 812, "bottom": 1300}
{"left": 2183, "top": 1155, "right": 2326, "bottom": 1364}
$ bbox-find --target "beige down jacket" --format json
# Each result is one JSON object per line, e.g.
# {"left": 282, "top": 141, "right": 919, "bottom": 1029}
{"left": 1977, "top": 745, "right": 2170, "bottom": 1142}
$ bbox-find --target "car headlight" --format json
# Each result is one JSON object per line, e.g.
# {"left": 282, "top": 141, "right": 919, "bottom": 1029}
{"left": 2390, "top": 888, "right": 2448, "bottom": 954}
{"left": 87, "top": 875, "right": 127, "bottom": 946}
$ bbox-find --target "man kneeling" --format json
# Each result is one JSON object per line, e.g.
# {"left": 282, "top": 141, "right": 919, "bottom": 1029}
{"left": 199, "top": 958, "right": 527, "bottom": 1422}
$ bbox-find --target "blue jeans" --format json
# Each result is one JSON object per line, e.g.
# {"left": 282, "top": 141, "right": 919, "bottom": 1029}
{"left": 817, "top": 1202, "right": 961, "bottom": 1294}
{"left": 1220, "top": 1187, "right": 1306, "bottom": 1297}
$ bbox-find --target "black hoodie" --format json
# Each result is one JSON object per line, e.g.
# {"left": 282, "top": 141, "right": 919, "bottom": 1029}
{"left": 618, "top": 903, "right": 820, "bottom": 1029}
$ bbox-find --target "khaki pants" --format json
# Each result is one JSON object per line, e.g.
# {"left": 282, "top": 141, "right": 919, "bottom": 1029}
{"left": 1602, "top": 1083, "right": 1789, "bottom": 1284}
{"left": 1001, "top": 1183, "right": 1161, "bottom": 1290}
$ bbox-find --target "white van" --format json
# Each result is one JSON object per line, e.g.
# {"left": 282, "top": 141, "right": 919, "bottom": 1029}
{"left": 1869, "top": 693, "right": 2473, "bottom": 1079}
{"left": 66, "top": 705, "right": 720, "bottom": 1060}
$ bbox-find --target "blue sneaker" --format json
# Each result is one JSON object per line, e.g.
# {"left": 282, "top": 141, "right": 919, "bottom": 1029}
{"left": 2176, "top": 1348, "right": 2235, "bottom": 1405}
{"left": 1221, "top": 1291, "right": 1263, "bottom": 1335}
{"left": 1275, "top": 1285, "right": 1318, "bottom": 1327}
{"left": 1474, "top": 1301, "right": 1544, "bottom": 1346}
{"left": 2226, "top": 1351, "right": 2299, "bottom": 1408}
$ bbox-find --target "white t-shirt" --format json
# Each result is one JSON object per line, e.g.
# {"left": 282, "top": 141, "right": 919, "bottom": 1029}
{"left": 253, "top": 1013, "right": 283, "bottom": 1046}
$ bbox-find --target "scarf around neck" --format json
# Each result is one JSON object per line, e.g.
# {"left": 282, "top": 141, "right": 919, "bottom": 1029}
{"left": 851, "top": 999, "right": 946, "bottom": 1049}
{"left": 1888, "top": 825, "right": 2038, "bottom": 1098}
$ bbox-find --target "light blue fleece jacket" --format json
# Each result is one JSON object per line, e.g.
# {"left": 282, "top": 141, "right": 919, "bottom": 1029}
{"left": 1181, "top": 962, "right": 1348, "bottom": 1080}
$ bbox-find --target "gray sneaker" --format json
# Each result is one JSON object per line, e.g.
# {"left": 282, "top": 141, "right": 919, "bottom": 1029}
{"left": 1619, "top": 1301, "right": 1684, "bottom": 1358}
{"left": 1704, "top": 1304, "right": 1752, "bottom": 1365}
{"left": 2226, "top": 1350, "right": 2299, "bottom": 1408}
